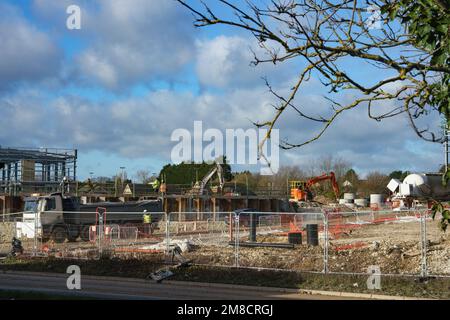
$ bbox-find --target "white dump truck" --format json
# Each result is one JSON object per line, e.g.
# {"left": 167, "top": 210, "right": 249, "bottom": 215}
{"left": 17, "top": 192, "right": 163, "bottom": 243}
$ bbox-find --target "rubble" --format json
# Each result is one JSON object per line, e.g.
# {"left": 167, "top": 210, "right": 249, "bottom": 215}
{"left": 141, "top": 239, "right": 194, "bottom": 253}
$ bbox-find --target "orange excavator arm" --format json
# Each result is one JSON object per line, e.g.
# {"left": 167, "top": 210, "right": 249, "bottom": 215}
{"left": 305, "top": 172, "right": 340, "bottom": 200}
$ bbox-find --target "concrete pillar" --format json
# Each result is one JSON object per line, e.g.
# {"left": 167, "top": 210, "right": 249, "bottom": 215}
{"left": 177, "top": 197, "right": 185, "bottom": 222}
{"left": 195, "top": 198, "right": 201, "bottom": 220}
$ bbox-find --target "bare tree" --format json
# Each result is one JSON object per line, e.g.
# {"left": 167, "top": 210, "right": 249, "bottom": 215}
{"left": 360, "top": 171, "right": 390, "bottom": 195}
{"left": 136, "top": 169, "right": 152, "bottom": 184}
{"left": 177, "top": 0, "right": 450, "bottom": 151}
{"left": 271, "top": 165, "right": 306, "bottom": 186}
{"left": 178, "top": 0, "right": 450, "bottom": 229}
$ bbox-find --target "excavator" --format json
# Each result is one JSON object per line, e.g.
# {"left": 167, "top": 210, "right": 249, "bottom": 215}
{"left": 290, "top": 172, "right": 340, "bottom": 202}
{"left": 190, "top": 162, "right": 225, "bottom": 195}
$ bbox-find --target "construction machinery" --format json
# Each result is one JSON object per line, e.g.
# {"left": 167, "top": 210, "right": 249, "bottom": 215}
{"left": 15, "top": 178, "right": 163, "bottom": 243}
{"left": 290, "top": 172, "right": 340, "bottom": 202}
{"left": 191, "top": 162, "right": 225, "bottom": 195}
{"left": 16, "top": 192, "right": 164, "bottom": 243}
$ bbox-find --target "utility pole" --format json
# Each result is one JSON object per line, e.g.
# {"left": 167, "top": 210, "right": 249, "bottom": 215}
{"left": 120, "top": 166, "right": 126, "bottom": 191}
{"left": 120, "top": 167, "right": 126, "bottom": 181}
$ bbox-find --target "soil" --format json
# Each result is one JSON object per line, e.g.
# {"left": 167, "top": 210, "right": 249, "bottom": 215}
{"left": 1, "top": 257, "right": 449, "bottom": 299}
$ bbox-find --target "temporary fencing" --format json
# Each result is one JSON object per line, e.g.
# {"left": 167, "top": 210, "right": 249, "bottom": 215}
{"left": 0, "top": 208, "right": 448, "bottom": 278}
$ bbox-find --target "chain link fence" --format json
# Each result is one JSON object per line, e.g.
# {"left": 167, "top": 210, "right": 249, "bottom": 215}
{"left": 0, "top": 208, "right": 448, "bottom": 278}
{"left": 165, "top": 209, "right": 449, "bottom": 278}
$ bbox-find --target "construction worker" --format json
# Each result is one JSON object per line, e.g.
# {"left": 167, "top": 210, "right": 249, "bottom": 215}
{"left": 151, "top": 178, "right": 160, "bottom": 192}
{"left": 143, "top": 210, "right": 153, "bottom": 234}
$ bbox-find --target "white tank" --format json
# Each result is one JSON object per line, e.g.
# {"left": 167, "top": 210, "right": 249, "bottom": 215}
{"left": 402, "top": 173, "right": 450, "bottom": 200}
{"left": 370, "top": 194, "right": 384, "bottom": 206}
{"left": 343, "top": 193, "right": 355, "bottom": 200}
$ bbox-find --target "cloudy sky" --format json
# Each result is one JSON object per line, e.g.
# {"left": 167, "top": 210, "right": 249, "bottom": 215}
{"left": 0, "top": 0, "right": 444, "bottom": 180}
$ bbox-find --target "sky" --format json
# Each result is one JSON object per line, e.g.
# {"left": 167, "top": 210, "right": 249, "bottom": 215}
{"left": 0, "top": 0, "right": 444, "bottom": 181}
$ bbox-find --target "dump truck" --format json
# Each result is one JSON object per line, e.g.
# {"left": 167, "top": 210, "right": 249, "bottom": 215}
{"left": 19, "top": 192, "right": 164, "bottom": 243}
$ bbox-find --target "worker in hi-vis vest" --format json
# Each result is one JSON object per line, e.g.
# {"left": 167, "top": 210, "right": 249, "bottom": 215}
{"left": 151, "top": 178, "right": 160, "bottom": 192}
{"left": 143, "top": 209, "right": 151, "bottom": 223}
{"left": 143, "top": 209, "right": 153, "bottom": 234}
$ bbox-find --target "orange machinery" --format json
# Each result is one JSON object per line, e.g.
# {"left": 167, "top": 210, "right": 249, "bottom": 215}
{"left": 290, "top": 172, "right": 340, "bottom": 202}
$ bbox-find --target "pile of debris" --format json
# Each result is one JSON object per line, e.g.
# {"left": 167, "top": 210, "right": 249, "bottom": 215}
{"left": 0, "top": 223, "right": 15, "bottom": 244}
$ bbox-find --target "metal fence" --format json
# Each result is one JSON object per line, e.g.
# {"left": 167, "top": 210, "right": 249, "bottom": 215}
{"left": 0, "top": 209, "right": 449, "bottom": 278}
{"left": 165, "top": 209, "right": 449, "bottom": 278}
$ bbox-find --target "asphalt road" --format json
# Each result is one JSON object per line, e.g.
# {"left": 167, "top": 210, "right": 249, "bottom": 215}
{"left": 0, "top": 271, "right": 350, "bottom": 300}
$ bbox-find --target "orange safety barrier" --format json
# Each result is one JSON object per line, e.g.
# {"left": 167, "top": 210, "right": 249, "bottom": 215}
{"left": 114, "top": 248, "right": 162, "bottom": 254}
{"left": 372, "top": 216, "right": 399, "bottom": 224}
{"left": 334, "top": 241, "right": 368, "bottom": 251}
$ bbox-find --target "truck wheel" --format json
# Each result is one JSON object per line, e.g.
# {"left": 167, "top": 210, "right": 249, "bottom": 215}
{"left": 80, "top": 225, "right": 91, "bottom": 242}
{"left": 51, "top": 227, "right": 68, "bottom": 243}
{"left": 68, "top": 235, "right": 78, "bottom": 242}
{"left": 68, "top": 226, "right": 80, "bottom": 242}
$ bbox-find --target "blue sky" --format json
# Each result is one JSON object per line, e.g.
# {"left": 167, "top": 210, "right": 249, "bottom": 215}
{"left": 0, "top": 0, "right": 443, "bottom": 181}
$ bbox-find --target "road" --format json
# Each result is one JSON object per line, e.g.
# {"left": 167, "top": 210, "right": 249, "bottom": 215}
{"left": 0, "top": 271, "right": 352, "bottom": 300}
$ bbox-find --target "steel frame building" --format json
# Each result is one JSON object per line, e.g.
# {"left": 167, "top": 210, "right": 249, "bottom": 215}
{"left": 0, "top": 147, "right": 77, "bottom": 195}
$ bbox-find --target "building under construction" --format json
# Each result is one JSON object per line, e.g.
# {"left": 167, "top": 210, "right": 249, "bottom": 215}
{"left": 0, "top": 147, "right": 77, "bottom": 196}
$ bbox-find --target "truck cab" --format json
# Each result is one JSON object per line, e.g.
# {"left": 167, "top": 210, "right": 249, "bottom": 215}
{"left": 16, "top": 196, "right": 40, "bottom": 239}
{"left": 37, "top": 193, "right": 82, "bottom": 242}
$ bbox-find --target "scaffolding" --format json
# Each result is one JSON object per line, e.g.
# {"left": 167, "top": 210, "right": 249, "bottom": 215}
{"left": 0, "top": 147, "right": 77, "bottom": 195}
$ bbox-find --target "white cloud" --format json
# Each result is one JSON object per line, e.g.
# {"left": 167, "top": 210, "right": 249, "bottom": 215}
{"left": 0, "top": 3, "right": 62, "bottom": 90}
{"left": 78, "top": 51, "right": 118, "bottom": 88}
{"left": 196, "top": 35, "right": 296, "bottom": 89}
{"left": 0, "top": 1, "right": 443, "bottom": 177}
{"left": 0, "top": 84, "right": 442, "bottom": 175}
{"left": 73, "top": 0, "right": 195, "bottom": 89}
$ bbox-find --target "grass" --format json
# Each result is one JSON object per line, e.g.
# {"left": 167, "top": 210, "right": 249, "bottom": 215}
{"left": 1, "top": 256, "right": 449, "bottom": 299}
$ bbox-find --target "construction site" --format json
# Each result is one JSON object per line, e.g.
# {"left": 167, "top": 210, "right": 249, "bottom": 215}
{"left": 0, "top": 145, "right": 449, "bottom": 296}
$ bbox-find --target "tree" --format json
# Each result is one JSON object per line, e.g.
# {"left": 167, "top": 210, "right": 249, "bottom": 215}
{"left": 178, "top": 0, "right": 449, "bottom": 147}
{"left": 91, "top": 176, "right": 113, "bottom": 183}
{"left": 260, "top": 165, "right": 305, "bottom": 189}
{"left": 360, "top": 171, "right": 390, "bottom": 195}
{"left": 159, "top": 157, "right": 233, "bottom": 185}
{"left": 178, "top": 0, "right": 450, "bottom": 228}
{"left": 343, "top": 168, "right": 360, "bottom": 192}
{"left": 388, "top": 170, "right": 410, "bottom": 180}
{"left": 136, "top": 170, "right": 153, "bottom": 184}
